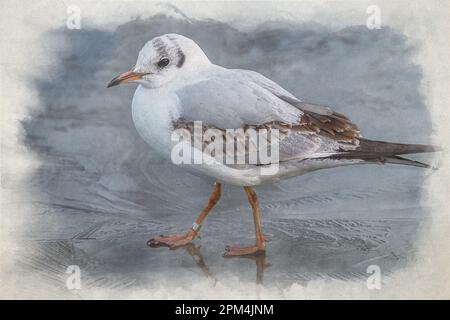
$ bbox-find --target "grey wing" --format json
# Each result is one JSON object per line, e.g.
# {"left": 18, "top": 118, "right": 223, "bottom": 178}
{"left": 175, "top": 76, "right": 303, "bottom": 129}
{"left": 173, "top": 119, "right": 359, "bottom": 165}
{"left": 174, "top": 69, "right": 361, "bottom": 163}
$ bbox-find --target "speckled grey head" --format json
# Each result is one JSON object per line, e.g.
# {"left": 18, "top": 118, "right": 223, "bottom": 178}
{"left": 107, "top": 34, "right": 211, "bottom": 89}
{"left": 132, "top": 34, "right": 212, "bottom": 88}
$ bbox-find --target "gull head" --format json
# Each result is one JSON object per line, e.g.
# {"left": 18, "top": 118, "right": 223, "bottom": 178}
{"left": 107, "top": 33, "right": 211, "bottom": 89}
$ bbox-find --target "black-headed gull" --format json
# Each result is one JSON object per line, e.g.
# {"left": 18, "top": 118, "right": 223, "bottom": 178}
{"left": 108, "top": 34, "right": 438, "bottom": 256}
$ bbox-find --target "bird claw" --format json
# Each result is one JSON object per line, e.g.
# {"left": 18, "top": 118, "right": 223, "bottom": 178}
{"left": 147, "top": 229, "right": 197, "bottom": 249}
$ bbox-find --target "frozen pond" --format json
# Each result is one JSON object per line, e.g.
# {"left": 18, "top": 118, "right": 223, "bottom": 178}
{"left": 17, "top": 14, "right": 435, "bottom": 296}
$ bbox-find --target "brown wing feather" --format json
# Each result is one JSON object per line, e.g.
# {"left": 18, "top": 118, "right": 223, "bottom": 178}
{"left": 296, "top": 110, "right": 360, "bottom": 143}
{"left": 248, "top": 109, "right": 360, "bottom": 145}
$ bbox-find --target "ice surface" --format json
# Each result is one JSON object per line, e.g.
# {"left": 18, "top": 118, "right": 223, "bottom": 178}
{"left": 18, "top": 15, "right": 434, "bottom": 295}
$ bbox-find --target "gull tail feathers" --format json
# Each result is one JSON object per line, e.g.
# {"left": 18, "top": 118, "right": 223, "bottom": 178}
{"left": 356, "top": 138, "right": 440, "bottom": 156}
{"left": 330, "top": 138, "right": 441, "bottom": 169}
{"left": 372, "top": 156, "right": 432, "bottom": 169}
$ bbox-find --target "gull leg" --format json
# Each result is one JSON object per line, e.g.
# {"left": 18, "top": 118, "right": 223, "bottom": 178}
{"left": 224, "top": 186, "right": 266, "bottom": 257}
{"left": 148, "top": 182, "right": 221, "bottom": 249}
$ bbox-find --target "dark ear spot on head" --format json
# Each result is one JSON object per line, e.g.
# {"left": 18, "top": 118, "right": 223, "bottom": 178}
{"left": 177, "top": 49, "right": 185, "bottom": 68}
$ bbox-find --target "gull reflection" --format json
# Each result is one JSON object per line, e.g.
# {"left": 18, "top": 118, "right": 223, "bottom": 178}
{"left": 224, "top": 252, "right": 270, "bottom": 298}
{"left": 167, "top": 244, "right": 269, "bottom": 291}
{"left": 180, "top": 244, "right": 217, "bottom": 286}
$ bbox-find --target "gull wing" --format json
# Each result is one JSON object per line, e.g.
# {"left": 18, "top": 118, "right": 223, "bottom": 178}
{"left": 174, "top": 68, "right": 361, "bottom": 163}
{"left": 175, "top": 76, "right": 303, "bottom": 129}
{"left": 237, "top": 68, "right": 359, "bottom": 124}
{"left": 172, "top": 118, "right": 359, "bottom": 165}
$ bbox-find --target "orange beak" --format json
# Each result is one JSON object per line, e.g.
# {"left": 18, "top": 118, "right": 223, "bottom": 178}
{"left": 107, "top": 70, "right": 150, "bottom": 88}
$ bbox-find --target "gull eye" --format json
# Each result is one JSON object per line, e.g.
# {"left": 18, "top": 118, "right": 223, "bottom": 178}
{"left": 157, "top": 58, "right": 170, "bottom": 68}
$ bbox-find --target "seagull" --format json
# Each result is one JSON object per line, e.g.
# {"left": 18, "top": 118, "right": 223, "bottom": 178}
{"left": 108, "top": 33, "right": 438, "bottom": 257}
